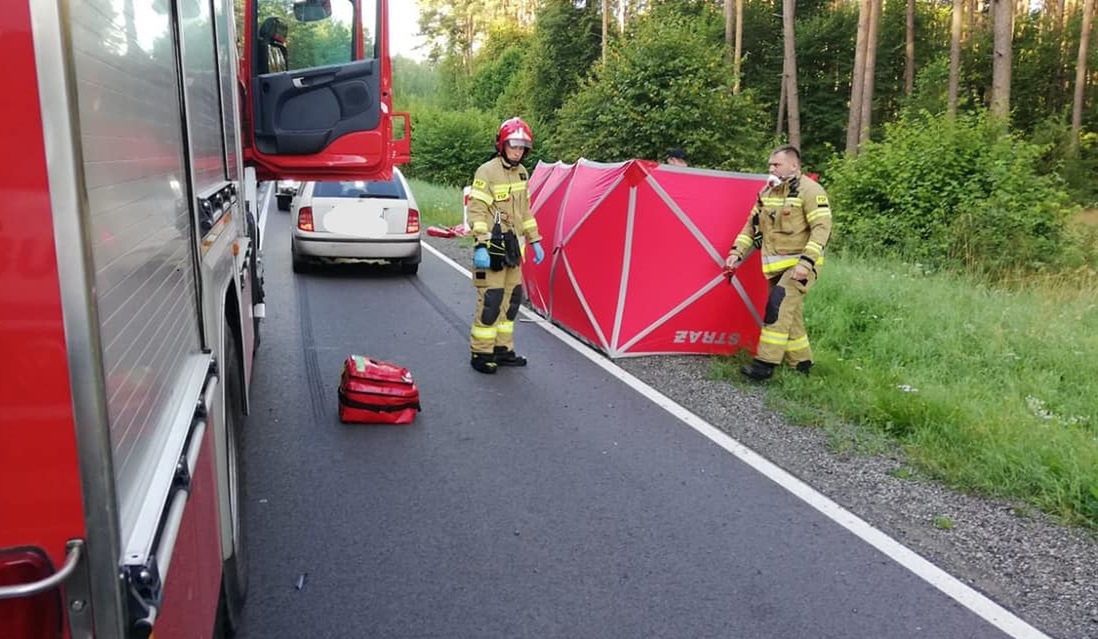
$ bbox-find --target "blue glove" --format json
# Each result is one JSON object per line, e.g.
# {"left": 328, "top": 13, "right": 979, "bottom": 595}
{"left": 531, "top": 241, "right": 545, "bottom": 265}
{"left": 473, "top": 246, "right": 490, "bottom": 269}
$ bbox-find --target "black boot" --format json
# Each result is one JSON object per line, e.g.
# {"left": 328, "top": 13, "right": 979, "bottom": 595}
{"left": 470, "top": 353, "right": 498, "bottom": 374}
{"left": 493, "top": 346, "right": 527, "bottom": 367}
{"left": 795, "top": 361, "right": 813, "bottom": 375}
{"left": 741, "top": 359, "right": 776, "bottom": 381}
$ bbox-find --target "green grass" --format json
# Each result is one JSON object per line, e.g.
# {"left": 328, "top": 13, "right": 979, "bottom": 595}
{"left": 407, "top": 178, "right": 464, "bottom": 228}
{"left": 716, "top": 255, "right": 1098, "bottom": 528}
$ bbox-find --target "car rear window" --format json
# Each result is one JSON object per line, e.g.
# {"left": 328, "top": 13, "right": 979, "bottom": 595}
{"left": 313, "top": 177, "right": 406, "bottom": 200}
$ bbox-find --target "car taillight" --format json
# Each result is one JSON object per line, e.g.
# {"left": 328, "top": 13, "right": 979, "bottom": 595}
{"left": 0, "top": 550, "right": 63, "bottom": 638}
{"left": 297, "top": 206, "right": 314, "bottom": 232}
{"left": 406, "top": 208, "right": 420, "bottom": 234}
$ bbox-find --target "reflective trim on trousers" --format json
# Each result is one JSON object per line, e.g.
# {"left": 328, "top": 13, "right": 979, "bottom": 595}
{"left": 786, "top": 335, "right": 810, "bottom": 352}
{"left": 472, "top": 325, "right": 497, "bottom": 340}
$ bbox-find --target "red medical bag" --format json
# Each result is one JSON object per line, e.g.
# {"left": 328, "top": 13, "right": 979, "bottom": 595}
{"left": 338, "top": 355, "right": 421, "bottom": 424}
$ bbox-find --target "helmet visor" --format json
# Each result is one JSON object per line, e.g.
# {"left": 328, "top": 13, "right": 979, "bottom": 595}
{"left": 504, "top": 138, "right": 532, "bottom": 150}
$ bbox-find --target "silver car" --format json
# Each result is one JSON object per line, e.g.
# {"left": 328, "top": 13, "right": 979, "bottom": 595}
{"left": 291, "top": 169, "right": 422, "bottom": 274}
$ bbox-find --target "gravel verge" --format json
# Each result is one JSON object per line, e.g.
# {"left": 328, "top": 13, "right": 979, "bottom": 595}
{"left": 424, "top": 235, "right": 1098, "bottom": 639}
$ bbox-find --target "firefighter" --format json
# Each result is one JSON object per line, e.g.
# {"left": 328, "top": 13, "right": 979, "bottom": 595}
{"left": 466, "top": 117, "right": 545, "bottom": 374}
{"left": 725, "top": 145, "right": 832, "bottom": 380}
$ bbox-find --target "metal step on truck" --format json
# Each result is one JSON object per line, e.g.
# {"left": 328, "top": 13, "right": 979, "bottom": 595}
{"left": 0, "top": 1, "right": 409, "bottom": 637}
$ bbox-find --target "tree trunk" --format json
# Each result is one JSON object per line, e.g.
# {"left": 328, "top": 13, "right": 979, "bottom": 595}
{"left": 965, "top": 0, "right": 977, "bottom": 41}
{"left": 602, "top": 0, "right": 609, "bottom": 63}
{"left": 859, "top": 0, "right": 882, "bottom": 146}
{"left": 782, "top": 0, "right": 801, "bottom": 149}
{"left": 1050, "top": 0, "right": 1067, "bottom": 112}
{"left": 990, "top": 0, "right": 1013, "bottom": 119}
{"left": 725, "top": 0, "right": 734, "bottom": 56}
{"left": 846, "top": 0, "right": 871, "bottom": 154}
{"left": 905, "top": 0, "right": 916, "bottom": 95}
{"left": 734, "top": 0, "right": 744, "bottom": 94}
{"left": 1070, "top": 0, "right": 1095, "bottom": 155}
{"left": 776, "top": 72, "right": 787, "bottom": 137}
{"left": 949, "top": 0, "right": 964, "bottom": 117}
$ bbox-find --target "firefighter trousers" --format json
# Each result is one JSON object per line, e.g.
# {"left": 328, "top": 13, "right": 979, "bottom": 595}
{"left": 755, "top": 268, "right": 816, "bottom": 366}
{"left": 470, "top": 264, "right": 524, "bottom": 355}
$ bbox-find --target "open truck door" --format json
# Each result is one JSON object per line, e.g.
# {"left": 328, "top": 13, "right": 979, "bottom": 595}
{"left": 242, "top": 0, "right": 410, "bottom": 182}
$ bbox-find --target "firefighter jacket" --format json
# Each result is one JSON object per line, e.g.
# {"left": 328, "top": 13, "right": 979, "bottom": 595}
{"left": 728, "top": 175, "right": 832, "bottom": 278}
{"left": 467, "top": 156, "right": 542, "bottom": 246}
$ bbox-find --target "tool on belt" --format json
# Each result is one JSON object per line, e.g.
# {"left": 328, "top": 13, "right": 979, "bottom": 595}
{"left": 486, "top": 209, "right": 521, "bottom": 271}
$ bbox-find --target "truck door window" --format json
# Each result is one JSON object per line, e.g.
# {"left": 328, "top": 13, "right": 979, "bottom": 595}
{"left": 256, "top": 0, "right": 370, "bottom": 72}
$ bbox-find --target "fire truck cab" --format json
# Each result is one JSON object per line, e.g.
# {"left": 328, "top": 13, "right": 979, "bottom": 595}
{"left": 0, "top": 1, "right": 405, "bottom": 637}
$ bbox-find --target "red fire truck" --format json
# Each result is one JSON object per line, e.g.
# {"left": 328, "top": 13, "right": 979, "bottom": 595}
{"left": 0, "top": 1, "right": 408, "bottom": 637}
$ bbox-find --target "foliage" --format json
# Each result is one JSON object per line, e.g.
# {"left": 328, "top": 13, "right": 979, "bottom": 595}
{"left": 393, "top": 56, "right": 441, "bottom": 108}
{"left": 404, "top": 107, "right": 501, "bottom": 187}
{"left": 468, "top": 41, "right": 528, "bottom": 116}
{"left": 1029, "top": 116, "right": 1098, "bottom": 209}
{"left": 897, "top": 56, "right": 953, "bottom": 117}
{"left": 417, "top": 0, "right": 539, "bottom": 62}
{"left": 826, "top": 110, "right": 1079, "bottom": 278}
{"left": 517, "top": 0, "right": 602, "bottom": 127}
{"left": 550, "top": 7, "right": 769, "bottom": 169}
{"left": 791, "top": 5, "right": 860, "bottom": 167}
{"left": 714, "top": 254, "right": 1098, "bottom": 528}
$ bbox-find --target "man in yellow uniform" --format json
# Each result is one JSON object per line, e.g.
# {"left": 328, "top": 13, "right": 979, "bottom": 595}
{"left": 466, "top": 117, "right": 545, "bottom": 374}
{"left": 725, "top": 145, "right": 833, "bottom": 380}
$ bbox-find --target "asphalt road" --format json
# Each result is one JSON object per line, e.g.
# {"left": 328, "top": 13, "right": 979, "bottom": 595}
{"left": 235, "top": 208, "right": 1012, "bottom": 639}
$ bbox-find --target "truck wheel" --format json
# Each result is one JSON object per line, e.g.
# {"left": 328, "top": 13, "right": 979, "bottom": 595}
{"left": 221, "top": 324, "right": 248, "bottom": 630}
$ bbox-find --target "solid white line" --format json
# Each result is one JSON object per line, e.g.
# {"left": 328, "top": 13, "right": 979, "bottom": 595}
{"left": 421, "top": 241, "right": 1050, "bottom": 639}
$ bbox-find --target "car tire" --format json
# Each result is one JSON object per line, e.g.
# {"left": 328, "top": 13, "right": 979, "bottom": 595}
{"left": 291, "top": 247, "right": 308, "bottom": 274}
{"left": 399, "top": 261, "right": 419, "bottom": 275}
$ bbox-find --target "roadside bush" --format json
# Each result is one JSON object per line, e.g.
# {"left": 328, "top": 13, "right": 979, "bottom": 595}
{"left": 549, "top": 8, "right": 768, "bottom": 169}
{"left": 1029, "top": 115, "right": 1098, "bottom": 209}
{"left": 405, "top": 107, "right": 553, "bottom": 188}
{"left": 404, "top": 107, "right": 499, "bottom": 187}
{"left": 827, "top": 110, "right": 1078, "bottom": 277}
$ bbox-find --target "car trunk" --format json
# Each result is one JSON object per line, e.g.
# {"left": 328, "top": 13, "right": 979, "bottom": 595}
{"left": 310, "top": 195, "right": 409, "bottom": 237}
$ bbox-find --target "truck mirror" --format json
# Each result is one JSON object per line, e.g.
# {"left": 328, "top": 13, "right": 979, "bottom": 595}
{"left": 293, "top": 0, "right": 332, "bottom": 22}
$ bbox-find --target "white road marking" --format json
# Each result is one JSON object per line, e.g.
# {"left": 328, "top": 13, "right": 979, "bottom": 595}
{"left": 423, "top": 240, "right": 1050, "bottom": 639}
